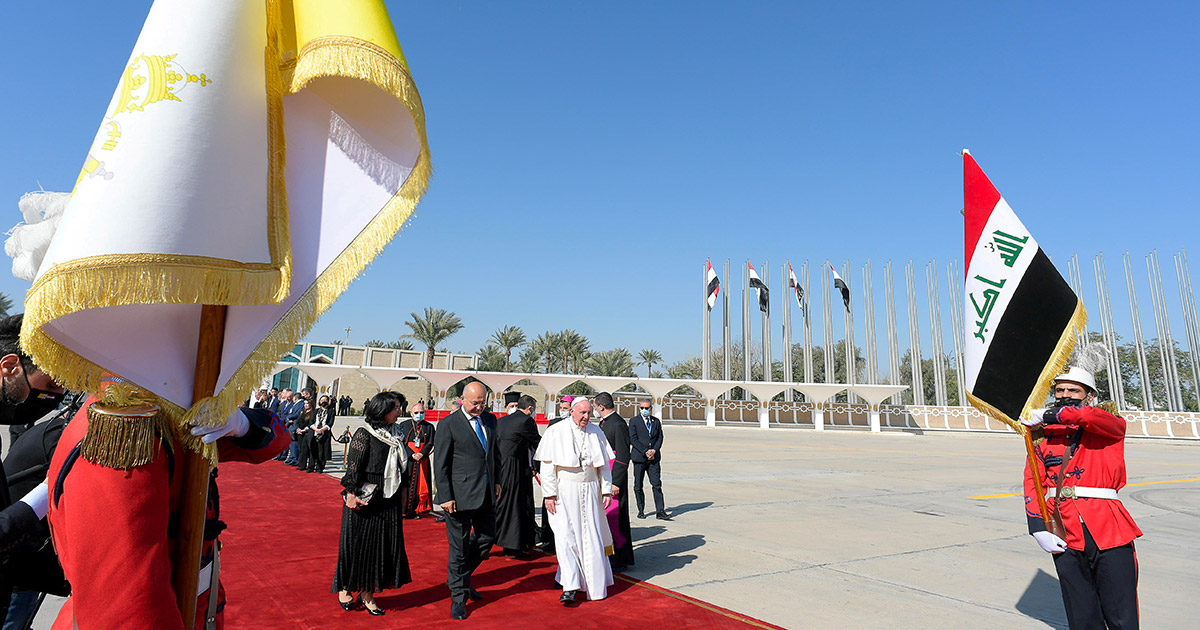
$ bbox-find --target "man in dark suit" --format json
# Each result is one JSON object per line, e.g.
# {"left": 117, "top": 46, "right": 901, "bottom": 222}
{"left": 0, "top": 314, "right": 68, "bottom": 615}
{"left": 630, "top": 397, "right": 671, "bottom": 520}
{"left": 280, "top": 390, "right": 302, "bottom": 465}
{"left": 433, "top": 381, "right": 500, "bottom": 621}
{"left": 494, "top": 394, "right": 541, "bottom": 558}
{"left": 595, "top": 392, "right": 635, "bottom": 568}
{"left": 536, "top": 397, "right": 572, "bottom": 553}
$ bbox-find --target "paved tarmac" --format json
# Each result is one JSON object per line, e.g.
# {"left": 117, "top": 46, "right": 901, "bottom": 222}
{"left": 21, "top": 421, "right": 1200, "bottom": 629}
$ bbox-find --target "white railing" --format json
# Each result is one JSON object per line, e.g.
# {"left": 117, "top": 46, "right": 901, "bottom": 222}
{"left": 614, "top": 394, "right": 1200, "bottom": 440}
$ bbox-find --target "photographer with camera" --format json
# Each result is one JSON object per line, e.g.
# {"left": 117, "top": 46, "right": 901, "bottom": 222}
{"left": 1020, "top": 344, "right": 1140, "bottom": 629}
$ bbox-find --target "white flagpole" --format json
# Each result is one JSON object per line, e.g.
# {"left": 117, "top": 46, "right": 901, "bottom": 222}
{"left": 724, "top": 259, "right": 731, "bottom": 385}
{"left": 1125, "top": 252, "right": 1155, "bottom": 410}
{"left": 802, "top": 260, "right": 812, "bottom": 389}
{"left": 763, "top": 260, "right": 771, "bottom": 383}
{"left": 702, "top": 261, "right": 711, "bottom": 380}
{"left": 782, "top": 262, "right": 792, "bottom": 401}
{"left": 743, "top": 260, "right": 752, "bottom": 396}
{"left": 906, "top": 260, "right": 924, "bottom": 405}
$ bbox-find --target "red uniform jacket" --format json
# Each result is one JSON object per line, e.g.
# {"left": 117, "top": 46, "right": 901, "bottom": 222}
{"left": 1023, "top": 404, "right": 1142, "bottom": 551}
{"left": 47, "top": 401, "right": 288, "bottom": 630}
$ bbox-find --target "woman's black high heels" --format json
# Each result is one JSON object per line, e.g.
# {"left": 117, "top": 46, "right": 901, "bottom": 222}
{"left": 338, "top": 593, "right": 360, "bottom": 611}
{"left": 362, "top": 597, "right": 386, "bottom": 616}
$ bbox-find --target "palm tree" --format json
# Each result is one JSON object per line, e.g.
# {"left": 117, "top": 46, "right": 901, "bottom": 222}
{"left": 559, "top": 329, "right": 590, "bottom": 374}
{"left": 385, "top": 339, "right": 415, "bottom": 350}
{"left": 585, "top": 348, "right": 635, "bottom": 377}
{"left": 638, "top": 349, "right": 663, "bottom": 377}
{"left": 489, "top": 325, "right": 526, "bottom": 371}
{"left": 363, "top": 339, "right": 386, "bottom": 347}
{"left": 0, "top": 293, "right": 13, "bottom": 318}
{"left": 402, "top": 307, "right": 464, "bottom": 368}
{"left": 477, "top": 344, "right": 506, "bottom": 372}
{"left": 530, "top": 332, "right": 558, "bottom": 373}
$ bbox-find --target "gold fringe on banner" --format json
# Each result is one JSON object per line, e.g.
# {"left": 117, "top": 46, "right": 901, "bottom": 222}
{"left": 964, "top": 299, "right": 1088, "bottom": 435}
{"left": 180, "top": 31, "right": 430, "bottom": 433}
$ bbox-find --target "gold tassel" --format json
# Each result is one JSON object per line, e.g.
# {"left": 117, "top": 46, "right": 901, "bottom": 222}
{"left": 81, "top": 402, "right": 171, "bottom": 469}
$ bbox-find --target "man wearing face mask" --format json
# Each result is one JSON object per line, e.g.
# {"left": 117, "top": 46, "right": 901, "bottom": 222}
{"left": 1020, "top": 344, "right": 1140, "bottom": 630}
{"left": 397, "top": 401, "right": 435, "bottom": 519}
{"left": 629, "top": 398, "right": 670, "bottom": 521}
{"left": 0, "top": 314, "right": 68, "bottom": 615}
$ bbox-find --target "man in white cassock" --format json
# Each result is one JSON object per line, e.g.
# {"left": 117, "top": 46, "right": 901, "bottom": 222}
{"left": 534, "top": 397, "right": 615, "bottom": 604}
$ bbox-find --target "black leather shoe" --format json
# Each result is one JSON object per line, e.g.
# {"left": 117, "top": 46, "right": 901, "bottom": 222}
{"left": 364, "top": 601, "right": 386, "bottom": 616}
{"left": 656, "top": 511, "right": 672, "bottom": 520}
{"left": 451, "top": 601, "right": 468, "bottom": 620}
{"left": 560, "top": 590, "right": 576, "bottom": 605}
{"left": 637, "top": 511, "right": 647, "bottom": 519}
{"left": 467, "top": 588, "right": 483, "bottom": 601}
{"left": 435, "top": 513, "right": 446, "bottom": 523}
{"left": 338, "top": 594, "right": 359, "bottom": 611}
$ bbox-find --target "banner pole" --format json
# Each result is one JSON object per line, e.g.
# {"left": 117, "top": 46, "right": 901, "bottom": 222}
{"left": 173, "top": 304, "right": 228, "bottom": 627}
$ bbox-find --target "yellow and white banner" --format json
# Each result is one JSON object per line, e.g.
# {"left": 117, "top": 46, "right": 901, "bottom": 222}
{"left": 21, "top": 0, "right": 429, "bottom": 445}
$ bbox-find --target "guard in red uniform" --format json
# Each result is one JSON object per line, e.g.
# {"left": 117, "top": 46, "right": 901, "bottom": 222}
{"left": 1022, "top": 353, "right": 1141, "bottom": 630}
{"left": 47, "top": 397, "right": 288, "bottom": 630}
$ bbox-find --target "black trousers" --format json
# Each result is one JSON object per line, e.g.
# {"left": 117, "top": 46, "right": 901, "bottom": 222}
{"left": 296, "top": 436, "right": 311, "bottom": 470}
{"left": 633, "top": 459, "right": 665, "bottom": 514}
{"left": 1053, "top": 522, "right": 1138, "bottom": 629}
{"left": 444, "top": 495, "right": 496, "bottom": 602}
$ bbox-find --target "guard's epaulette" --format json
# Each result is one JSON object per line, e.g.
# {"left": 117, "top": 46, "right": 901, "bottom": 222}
{"left": 1097, "top": 400, "right": 1122, "bottom": 418}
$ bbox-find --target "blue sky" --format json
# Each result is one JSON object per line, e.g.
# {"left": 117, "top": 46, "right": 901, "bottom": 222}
{"left": 3, "top": 2, "right": 1197, "bottom": 371}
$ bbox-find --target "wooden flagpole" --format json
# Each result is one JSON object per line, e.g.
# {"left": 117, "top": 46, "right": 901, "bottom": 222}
{"left": 173, "top": 304, "right": 228, "bottom": 627}
{"left": 1022, "top": 429, "right": 1052, "bottom": 524}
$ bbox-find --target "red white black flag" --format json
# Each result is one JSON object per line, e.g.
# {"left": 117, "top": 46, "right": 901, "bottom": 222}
{"left": 829, "top": 263, "right": 850, "bottom": 312}
{"left": 748, "top": 263, "right": 769, "bottom": 314}
{"left": 962, "top": 150, "right": 1084, "bottom": 427}
{"left": 787, "top": 262, "right": 805, "bottom": 317}
{"left": 705, "top": 260, "right": 720, "bottom": 310}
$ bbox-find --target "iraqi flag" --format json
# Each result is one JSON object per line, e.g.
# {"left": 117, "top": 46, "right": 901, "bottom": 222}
{"left": 748, "top": 263, "right": 769, "bottom": 314}
{"left": 962, "top": 150, "right": 1084, "bottom": 428}
{"left": 705, "top": 260, "right": 720, "bottom": 310}
{"left": 787, "top": 262, "right": 805, "bottom": 317}
{"left": 829, "top": 263, "right": 850, "bottom": 312}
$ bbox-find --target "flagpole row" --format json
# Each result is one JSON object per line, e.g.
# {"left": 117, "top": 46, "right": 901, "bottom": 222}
{"left": 1094, "top": 254, "right": 1126, "bottom": 408}
{"left": 822, "top": 264, "right": 833, "bottom": 387}
{"left": 863, "top": 260, "right": 878, "bottom": 384}
{"left": 927, "top": 260, "right": 948, "bottom": 406}
{"left": 1176, "top": 251, "right": 1200, "bottom": 408}
{"left": 885, "top": 261, "right": 902, "bottom": 395}
{"left": 1124, "top": 252, "right": 1155, "bottom": 411}
{"left": 1153, "top": 251, "right": 1184, "bottom": 410}
{"left": 762, "top": 260, "right": 771, "bottom": 384}
{"left": 743, "top": 261, "right": 751, "bottom": 396}
{"left": 906, "top": 260, "right": 924, "bottom": 405}
{"left": 1146, "top": 252, "right": 1176, "bottom": 411}
{"left": 782, "top": 262, "right": 793, "bottom": 401}
{"left": 946, "top": 260, "right": 967, "bottom": 407}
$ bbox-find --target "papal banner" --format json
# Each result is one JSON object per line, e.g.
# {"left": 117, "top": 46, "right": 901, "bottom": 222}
{"left": 961, "top": 150, "right": 1083, "bottom": 427}
{"left": 20, "top": 0, "right": 430, "bottom": 446}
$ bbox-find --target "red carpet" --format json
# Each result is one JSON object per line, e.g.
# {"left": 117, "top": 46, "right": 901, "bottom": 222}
{"left": 218, "top": 460, "right": 783, "bottom": 629}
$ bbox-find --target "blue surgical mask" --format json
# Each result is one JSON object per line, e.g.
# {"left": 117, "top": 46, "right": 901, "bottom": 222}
{"left": 640, "top": 408, "right": 651, "bottom": 418}
{"left": 413, "top": 412, "right": 426, "bottom": 421}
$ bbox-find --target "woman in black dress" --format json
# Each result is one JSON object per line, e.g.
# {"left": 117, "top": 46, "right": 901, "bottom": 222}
{"left": 333, "top": 392, "right": 411, "bottom": 615}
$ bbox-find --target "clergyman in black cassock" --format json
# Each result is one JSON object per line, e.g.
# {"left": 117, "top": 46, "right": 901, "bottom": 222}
{"left": 595, "top": 392, "right": 634, "bottom": 567}
{"left": 494, "top": 396, "right": 542, "bottom": 555}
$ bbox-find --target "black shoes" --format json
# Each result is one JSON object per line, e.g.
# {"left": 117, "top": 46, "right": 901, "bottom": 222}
{"left": 467, "top": 588, "right": 483, "bottom": 601}
{"left": 502, "top": 548, "right": 531, "bottom": 559}
{"left": 363, "top": 600, "right": 386, "bottom": 616}
{"left": 656, "top": 511, "right": 672, "bottom": 520}
{"left": 637, "top": 511, "right": 647, "bottom": 519}
{"left": 450, "top": 600, "right": 468, "bottom": 620}
{"left": 434, "top": 513, "right": 446, "bottom": 523}
{"left": 560, "top": 590, "right": 577, "bottom": 605}
{"left": 338, "top": 594, "right": 360, "bottom": 611}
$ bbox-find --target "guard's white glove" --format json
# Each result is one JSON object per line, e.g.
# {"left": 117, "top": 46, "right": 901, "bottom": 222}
{"left": 1022, "top": 409, "right": 1048, "bottom": 427}
{"left": 19, "top": 483, "right": 49, "bottom": 519}
{"left": 190, "top": 408, "right": 250, "bottom": 444}
{"left": 1033, "top": 531, "right": 1068, "bottom": 554}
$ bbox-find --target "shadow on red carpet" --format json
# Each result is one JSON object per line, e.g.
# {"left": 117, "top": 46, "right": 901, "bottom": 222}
{"left": 218, "top": 460, "right": 784, "bottom": 629}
